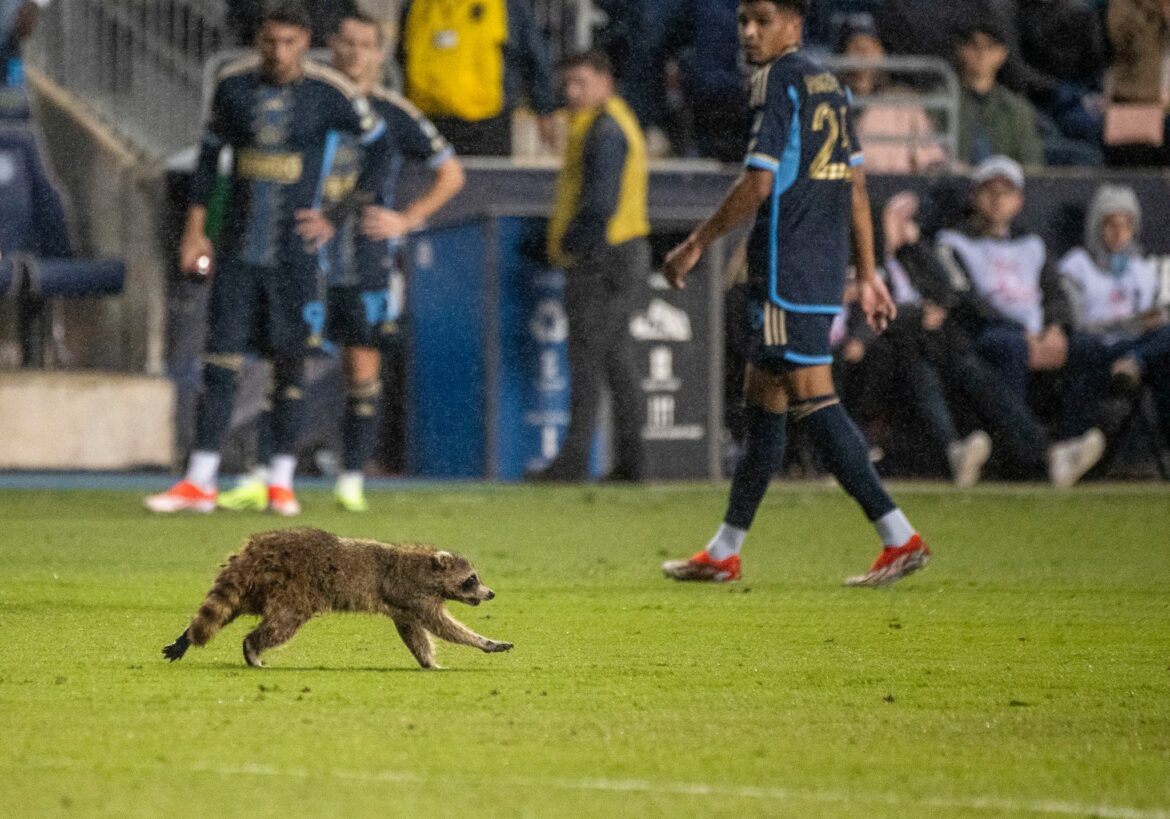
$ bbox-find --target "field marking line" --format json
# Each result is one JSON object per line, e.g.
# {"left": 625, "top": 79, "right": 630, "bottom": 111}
{"left": 9, "top": 758, "right": 1169, "bottom": 818}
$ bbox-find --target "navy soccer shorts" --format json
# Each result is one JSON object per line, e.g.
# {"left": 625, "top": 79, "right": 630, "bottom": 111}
{"left": 748, "top": 298, "right": 837, "bottom": 373}
{"left": 205, "top": 259, "right": 322, "bottom": 357}
{"left": 325, "top": 274, "right": 404, "bottom": 349}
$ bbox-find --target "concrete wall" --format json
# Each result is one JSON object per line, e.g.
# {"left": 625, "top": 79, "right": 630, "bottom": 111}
{"left": 0, "top": 372, "right": 174, "bottom": 469}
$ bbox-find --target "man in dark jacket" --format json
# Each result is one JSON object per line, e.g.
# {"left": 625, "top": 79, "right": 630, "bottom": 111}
{"left": 935, "top": 155, "right": 1106, "bottom": 486}
{"left": 228, "top": 0, "right": 359, "bottom": 47}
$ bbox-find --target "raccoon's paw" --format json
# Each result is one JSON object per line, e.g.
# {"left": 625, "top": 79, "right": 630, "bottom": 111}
{"left": 162, "top": 632, "right": 191, "bottom": 662}
{"left": 483, "top": 640, "right": 513, "bottom": 653}
{"left": 242, "top": 639, "right": 266, "bottom": 668}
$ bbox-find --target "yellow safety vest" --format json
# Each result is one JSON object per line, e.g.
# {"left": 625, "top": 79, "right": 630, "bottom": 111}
{"left": 547, "top": 96, "right": 650, "bottom": 267}
{"left": 403, "top": 0, "right": 507, "bottom": 121}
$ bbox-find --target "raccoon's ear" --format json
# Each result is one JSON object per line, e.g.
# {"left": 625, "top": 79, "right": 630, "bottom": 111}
{"left": 431, "top": 551, "right": 454, "bottom": 571}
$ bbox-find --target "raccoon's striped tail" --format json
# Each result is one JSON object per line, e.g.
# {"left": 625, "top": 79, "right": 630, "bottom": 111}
{"left": 163, "top": 574, "right": 245, "bottom": 661}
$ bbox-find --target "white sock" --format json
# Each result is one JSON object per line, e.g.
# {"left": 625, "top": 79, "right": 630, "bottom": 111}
{"left": 269, "top": 454, "right": 297, "bottom": 490}
{"left": 705, "top": 523, "right": 747, "bottom": 561}
{"left": 874, "top": 509, "right": 915, "bottom": 548}
{"left": 336, "top": 471, "right": 364, "bottom": 495}
{"left": 185, "top": 451, "right": 221, "bottom": 492}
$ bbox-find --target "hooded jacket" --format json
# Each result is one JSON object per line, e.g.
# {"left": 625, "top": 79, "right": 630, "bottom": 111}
{"left": 1058, "top": 185, "right": 1162, "bottom": 339}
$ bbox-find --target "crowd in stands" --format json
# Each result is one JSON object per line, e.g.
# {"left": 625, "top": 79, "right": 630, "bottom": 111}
{"left": 210, "top": 1, "right": 1170, "bottom": 169}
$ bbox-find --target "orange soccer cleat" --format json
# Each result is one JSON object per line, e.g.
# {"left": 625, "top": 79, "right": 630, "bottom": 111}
{"left": 267, "top": 485, "right": 301, "bottom": 517}
{"left": 662, "top": 551, "right": 742, "bottom": 583}
{"left": 144, "top": 480, "right": 217, "bottom": 514}
{"left": 844, "top": 534, "right": 931, "bottom": 588}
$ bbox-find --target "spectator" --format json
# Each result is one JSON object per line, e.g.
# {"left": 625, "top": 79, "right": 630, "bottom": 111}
{"left": 1058, "top": 184, "right": 1170, "bottom": 443}
{"left": 935, "top": 155, "right": 1106, "bottom": 486}
{"left": 680, "top": 0, "right": 751, "bottom": 162}
{"left": 954, "top": 22, "right": 1045, "bottom": 167}
{"left": 228, "top": 0, "right": 360, "bottom": 47}
{"left": 530, "top": 49, "right": 648, "bottom": 482}
{"left": 0, "top": 0, "right": 49, "bottom": 74}
{"left": 836, "top": 192, "right": 993, "bottom": 486}
{"left": 397, "top": 0, "right": 557, "bottom": 156}
{"left": 835, "top": 14, "right": 949, "bottom": 173}
{"left": 1104, "top": 0, "right": 1170, "bottom": 166}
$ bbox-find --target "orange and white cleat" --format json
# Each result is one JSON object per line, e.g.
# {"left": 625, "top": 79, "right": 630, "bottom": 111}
{"left": 662, "top": 551, "right": 742, "bottom": 583}
{"left": 267, "top": 485, "right": 301, "bottom": 517}
{"left": 144, "top": 480, "right": 217, "bottom": 514}
{"left": 844, "top": 534, "right": 931, "bottom": 588}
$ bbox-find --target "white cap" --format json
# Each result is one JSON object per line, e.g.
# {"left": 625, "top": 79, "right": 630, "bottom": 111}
{"left": 972, "top": 155, "right": 1024, "bottom": 189}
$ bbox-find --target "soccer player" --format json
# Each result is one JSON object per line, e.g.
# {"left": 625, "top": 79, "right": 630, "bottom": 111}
{"left": 218, "top": 12, "right": 464, "bottom": 513}
{"left": 660, "top": 0, "right": 931, "bottom": 587}
{"left": 145, "top": 2, "right": 388, "bottom": 515}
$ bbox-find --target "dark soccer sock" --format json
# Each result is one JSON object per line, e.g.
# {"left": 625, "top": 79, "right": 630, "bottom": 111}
{"left": 797, "top": 398, "right": 895, "bottom": 522}
{"left": 724, "top": 404, "right": 789, "bottom": 530}
{"left": 342, "top": 378, "right": 382, "bottom": 472}
{"left": 269, "top": 356, "right": 306, "bottom": 457}
{"left": 194, "top": 359, "right": 241, "bottom": 452}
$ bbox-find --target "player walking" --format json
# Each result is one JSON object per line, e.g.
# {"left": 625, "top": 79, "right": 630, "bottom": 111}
{"left": 661, "top": 0, "right": 931, "bottom": 587}
{"left": 218, "top": 12, "right": 464, "bottom": 513}
{"left": 145, "top": 2, "right": 389, "bottom": 515}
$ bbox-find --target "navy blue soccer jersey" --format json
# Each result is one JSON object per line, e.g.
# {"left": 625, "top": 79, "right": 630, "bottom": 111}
{"left": 744, "top": 49, "right": 863, "bottom": 315}
{"left": 190, "top": 56, "right": 387, "bottom": 269}
{"left": 320, "top": 85, "right": 453, "bottom": 288}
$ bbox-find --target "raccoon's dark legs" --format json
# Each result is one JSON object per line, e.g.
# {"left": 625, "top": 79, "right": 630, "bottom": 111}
{"left": 162, "top": 630, "right": 191, "bottom": 662}
{"left": 393, "top": 619, "right": 438, "bottom": 669}
{"left": 419, "top": 610, "right": 513, "bottom": 654}
{"left": 242, "top": 612, "right": 309, "bottom": 667}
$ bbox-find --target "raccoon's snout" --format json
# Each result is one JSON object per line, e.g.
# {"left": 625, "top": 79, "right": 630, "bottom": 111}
{"left": 485, "top": 589, "right": 495, "bottom": 601}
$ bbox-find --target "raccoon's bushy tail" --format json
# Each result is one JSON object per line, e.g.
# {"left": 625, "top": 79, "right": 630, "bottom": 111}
{"left": 163, "top": 569, "right": 245, "bottom": 662}
{"left": 188, "top": 573, "right": 245, "bottom": 646}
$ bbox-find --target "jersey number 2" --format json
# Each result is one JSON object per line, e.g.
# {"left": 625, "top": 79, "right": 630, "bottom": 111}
{"left": 810, "top": 103, "right": 851, "bottom": 181}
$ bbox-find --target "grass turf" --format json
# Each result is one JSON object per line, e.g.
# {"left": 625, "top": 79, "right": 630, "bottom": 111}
{"left": 0, "top": 483, "right": 1167, "bottom": 818}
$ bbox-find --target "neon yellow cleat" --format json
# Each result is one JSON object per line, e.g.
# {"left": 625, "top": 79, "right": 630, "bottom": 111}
{"left": 334, "top": 481, "right": 369, "bottom": 512}
{"left": 216, "top": 479, "right": 268, "bottom": 512}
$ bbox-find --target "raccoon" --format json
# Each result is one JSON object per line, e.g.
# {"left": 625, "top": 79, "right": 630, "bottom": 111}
{"left": 162, "top": 527, "right": 512, "bottom": 669}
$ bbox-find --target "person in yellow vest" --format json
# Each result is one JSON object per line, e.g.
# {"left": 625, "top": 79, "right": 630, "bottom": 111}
{"left": 531, "top": 48, "right": 650, "bottom": 482}
{"left": 398, "top": 0, "right": 557, "bottom": 155}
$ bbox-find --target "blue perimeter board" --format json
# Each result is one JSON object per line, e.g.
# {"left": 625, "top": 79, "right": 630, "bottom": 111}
{"left": 407, "top": 216, "right": 574, "bottom": 480}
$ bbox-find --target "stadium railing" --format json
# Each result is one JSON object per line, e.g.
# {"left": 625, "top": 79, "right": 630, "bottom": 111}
{"left": 823, "top": 54, "right": 961, "bottom": 164}
{"left": 24, "top": 0, "right": 230, "bottom": 158}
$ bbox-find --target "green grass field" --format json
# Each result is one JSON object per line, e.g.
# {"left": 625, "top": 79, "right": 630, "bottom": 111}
{"left": 1, "top": 482, "right": 1168, "bottom": 818}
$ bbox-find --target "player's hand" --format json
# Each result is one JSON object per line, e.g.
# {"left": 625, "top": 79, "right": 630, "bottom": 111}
{"left": 663, "top": 237, "right": 702, "bottom": 290}
{"left": 179, "top": 230, "right": 214, "bottom": 277}
{"left": 294, "top": 208, "right": 335, "bottom": 249}
{"left": 360, "top": 206, "right": 415, "bottom": 241}
{"left": 859, "top": 276, "right": 897, "bottom": 334}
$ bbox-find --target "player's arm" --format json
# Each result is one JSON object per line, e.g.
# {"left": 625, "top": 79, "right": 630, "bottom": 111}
{"left": 361, "top": 155, "right": 464, "bottom": 241}
{"left": 663, "top": 169, "right": 772, "bottom": 290}
{"left": 182, "top": 81, "right": 229, "bottom": 275}
{"left": 850, "top": 165, "right": 896, "bottom": 332}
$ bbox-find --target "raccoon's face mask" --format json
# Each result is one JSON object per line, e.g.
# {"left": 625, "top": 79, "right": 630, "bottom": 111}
{"left": 432, "top": 551, "right": 496, "bottom": 606}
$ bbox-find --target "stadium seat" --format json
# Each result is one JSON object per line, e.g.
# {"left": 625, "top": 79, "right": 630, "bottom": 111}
{"left": 0, "top": 124, "right": 126, "bottom": 366}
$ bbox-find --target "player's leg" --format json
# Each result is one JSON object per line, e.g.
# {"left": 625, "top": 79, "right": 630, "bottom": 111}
{"left": 146, "top": 262, "right": 255, "bottom": 512}
{"left": 218, "top": 362, "right": 273, "bottom": 511}
{"left": 530, "top": 264, "right": 608, "bottom": 481}
{"left": 784, "top": 363, "right": 930, "bottom": 587}
{"left": 258, "top": 266, "right": 317, "bottom": 516}
{"left": 337, "top": 343, "right": 382, "bottom": 512}
{"left": 663, "top": 364, "right": 790, "bottom": 582}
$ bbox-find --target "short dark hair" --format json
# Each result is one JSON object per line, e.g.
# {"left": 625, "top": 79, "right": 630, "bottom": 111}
{"left": 559, "top": 48, "right": 613, "bottom": 76}
{"left": 262, "top": 1, "right": 312, "bottom": 31}
{"left": 338, "top": 11, "right": 385, "bottom": 44}
{"left": 743, "top": 0, "right": 811, "bottom": 16}
{"left": 956, "top": 19, "right": 1006, "bottom": 47}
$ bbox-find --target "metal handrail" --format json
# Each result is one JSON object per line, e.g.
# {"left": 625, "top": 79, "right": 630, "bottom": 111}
{"left": 824, "top": 54, "right": 960, "bottom": 161}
